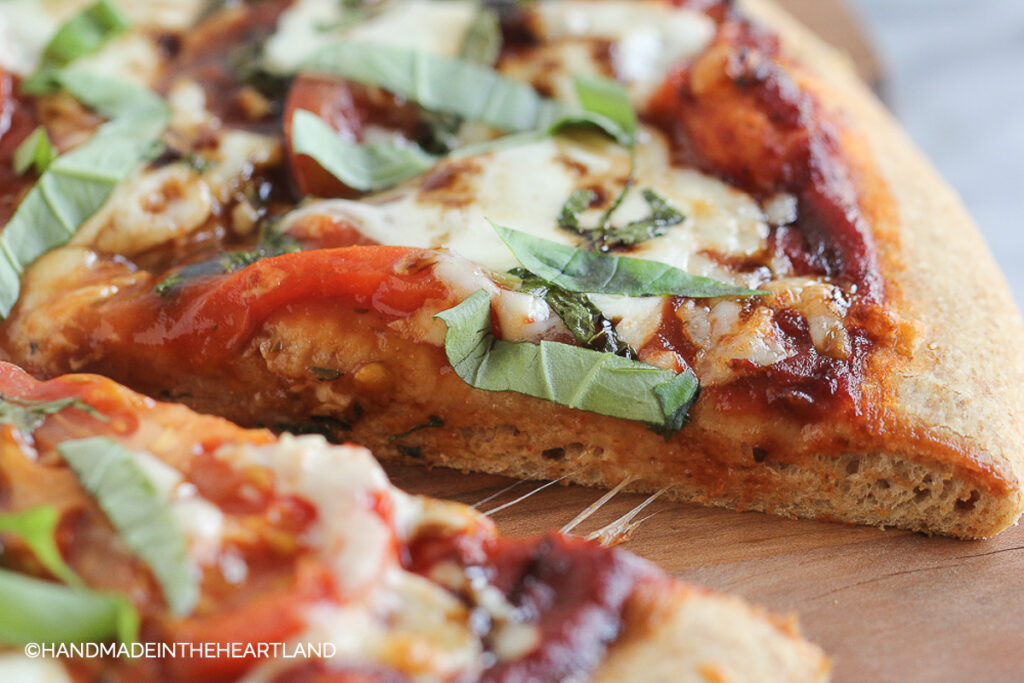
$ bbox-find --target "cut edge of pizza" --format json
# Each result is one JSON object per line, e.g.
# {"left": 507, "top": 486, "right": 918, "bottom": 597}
{"left": 0, "top": 361, "right": 829, "bottom": 682}
{"left": 0, "top": 0, "right": 1021, "bottom": 540}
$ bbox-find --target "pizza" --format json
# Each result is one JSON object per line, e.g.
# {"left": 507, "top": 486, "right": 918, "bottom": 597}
{"left": 0, "top": 0, "right": 1022, "bottom": 546}
{"left": 0, "top": 360, "right": 829, "bottom": 681}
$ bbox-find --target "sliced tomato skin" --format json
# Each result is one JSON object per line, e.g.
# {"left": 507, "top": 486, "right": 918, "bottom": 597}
{"left": 98, "top": 246, "right": 452, "bottom": 370}
{"left": 284, "top": 74, "right": 366, "bottom": 198}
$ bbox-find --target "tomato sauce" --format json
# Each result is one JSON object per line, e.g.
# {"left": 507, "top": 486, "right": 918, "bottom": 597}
{"left": 407, "top": 531, "right": 654, "bottom": 682}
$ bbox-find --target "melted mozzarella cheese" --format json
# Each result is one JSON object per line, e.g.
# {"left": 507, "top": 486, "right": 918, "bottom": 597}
{"left": 285, "top": 130, "right": 767, "bottom": 282}
{"left": 283, "top": 128, "right": 769, "bottom": 349}
{"left": 511, "top": 0, "right": 715, "bottom": 104}
{"left": 224, "top": 434, "right": 394, "bottom": 595}
{"left": 224, "top": 437, "right": 488, "bottom": 682}
{"left": 0, "top": 0, "right": 195, "bottom": 81}
{"left": 264, "top": 0, "right": 477, "bottom": 74}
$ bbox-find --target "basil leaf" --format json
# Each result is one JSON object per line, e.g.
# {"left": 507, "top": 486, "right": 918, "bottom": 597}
{"left": 549, "top": 75, "right": 637, "bottom": 146}
{"left": 0, "top": 71, "right": 170, "bottom": 319}
{"left": 512, "top": 268, "right": 633, "bottom": 357}
{"left": 557, "top": 189, "right": 598, "bottom": 235}
{"left": 492, "top": 221, "right": 768, "bottom": 298}
{"left": 13, "top": 127, "right": 57, "bottom": 176}
{"left": 303, "top": 43, "right": 633, "bottom": 144}
{"left": 0, "top": 507, "right": 80, "bottom": 587}
{"left": 155, "top": 227, "right": 302, "bottom": 295}
{"left": 435, "top": 289, "right": 697, "bottom": 431}
{"left": 0, "top": 569, "right": 138, "bottom": 645}
{"left": 418, "top": 7, "right": 504, "bottom": 155}
{"left": 21, "top": 0, "right": 132, "bottom": 95}
{"left": 291, "top": 109, "right": 437, "bottom": 192}
{"left": 0, "top": 393, "right": 107, "bottom": 438}
{"left": 460, "top": 7, "right": 502, "bottom": 65}
{"left": 602, "top": 189, "right": 686, "bottom": 248}
{"left": 59, "top": 437, "right": 197, "bottom": 616}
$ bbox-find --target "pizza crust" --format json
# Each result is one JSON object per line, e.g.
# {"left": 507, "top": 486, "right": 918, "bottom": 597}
{"left": 740, "top": 0, "right": 1024, "bottom": 532}
{"left": 595, "top": 579, "right": 830, "bottom": 682}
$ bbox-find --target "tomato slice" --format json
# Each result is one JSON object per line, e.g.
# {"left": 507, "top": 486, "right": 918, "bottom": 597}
{"left": 123, "top": 246, "right": 453, "bottom": 367}
{"left": 284, "top": 74, "right": 367, "bottom": 198}
{"left": 167, "top": 560, "right": 338, "bottom": 681}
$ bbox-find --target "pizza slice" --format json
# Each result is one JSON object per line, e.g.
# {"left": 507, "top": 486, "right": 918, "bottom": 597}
{"left": 0, "top": 361, "right": 829, "bottom": 681}
{"left": 0, "top": 0, "right": 1022, "bottom": 539}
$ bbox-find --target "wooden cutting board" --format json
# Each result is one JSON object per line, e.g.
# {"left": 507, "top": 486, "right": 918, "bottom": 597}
{"left": 388, "top": 4, "right": 1021, "bottom": 681}
{"left": 386, "top": 463, "right": 1024, "bottom": 682}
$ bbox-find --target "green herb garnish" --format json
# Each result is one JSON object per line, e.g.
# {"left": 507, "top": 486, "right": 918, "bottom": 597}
{"left": 303, "top": 44, "right": 635, "bottom": 145}
{"left": 290, "top": 109, "right": 437, "bottom": 192}
{"left": 436, "top": 289, "right": 698, "bottom": 432}
{"left": 492, "top": 221, "right": 768, "bottom": 298}
{"left": 13, "top": 127, "right": 57, "bottom": 176}
{"left": 0, "top": 393, "right": 107, "bottom": 438}
{"left": 59, "top": 437, "right": 197, "bottom": 616}
{"left": 511, "top": 268, "right": 633, "bottom": 357}
{"left": 0, "top": 71, "right": 170, "bottom": 319}
{"left": 21, "top": 0, "right": 132, "bottom": 95}
{"left": 0, "top": 569, "right": 139, "bottom": 645}
{"left": 0, "top": 506, "right": 140, "bottom": 645}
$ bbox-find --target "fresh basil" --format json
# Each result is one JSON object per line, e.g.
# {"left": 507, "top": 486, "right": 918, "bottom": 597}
{"left": 154, "top": 227, "right": 302, "bottom": 295}
{"left": 552, "top": 74, "right": 637, "bottom": 146}
{"left": 13, "top": 127, "right": 57, "bottom": 176}
{"left": 59, "top": 437, "right": 197, "bottom": 616}
{"left": 290, "top": 109, "right": 437, "bottom": 192}
{"left": 303, "top": 43, "right": 634, "bottom": 145}
{"left": 0, "top": 506, "right": 139, "bottom": 645}
{"left": 512, "top": 268, "right": 633, "bottom": 357}
{"left": 601, "top": 189, "right": 685, "bottom": 248}
{"left": 0, "top": 569, "right": 139, "bottom": 645}
{"left": 0, "top": 393, "right": 107, "bottom": 438}
{"left": 21, "top": 0, "right": 132, "bottom": 95}
{"left": 492, "top": 222, "right": 767, "bottom": 298}
{"left": 460, "top": 6, "right": 502, "bottom": 65}
{"left": 0, "top": 70, "right": 170, "bottom": 319}
{"left": 0, "top": 507, "right": 80, "bottom": 586}
{"left": 558, "top": 189, "right": 597, "bottom": 235}
{"left": 435, "top": 289, "right": 698, "bottom": 431}
{"left": 418, "top": 7, "right": 504, "bottom": 155}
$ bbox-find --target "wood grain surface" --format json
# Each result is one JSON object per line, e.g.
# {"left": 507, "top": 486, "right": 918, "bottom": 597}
{"left": 386, "top": 463, "right": 1024, "bottom": 682}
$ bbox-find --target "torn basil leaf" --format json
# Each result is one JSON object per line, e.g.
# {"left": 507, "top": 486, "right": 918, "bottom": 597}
{"left": 460, "top": 6, "right": 502, "bottom": 65}
{"left": 0, "top": 393, "right": 107, "bottom": 438}
{"left": 154, "top": 228, "right": 302, "bottom": 295}
{"left": 291, "top": 109, "right": 437, "bottom": 192}
{"left": 0, "top": 506, "right": 140, "bottom": 645}
{"left": 0, "top": 569, "right": 139, "bottom": 645}
{"left": 59, "top": 437, "right": 198, "bottom": 616}
{"left": 602, "top": 189, "right": 686, "bottom": 248}
{"left": 0, "top": 507, "right": 81, "bottom": 587}
{"left": 512, "top": 268, "right": 633, "bottom": 357}
{"left": 21, "top": 0, "right": 132, "bottom": 95}
{"left": 0, "top": 70, "right": 170, "bottom": 320}
{"left": 13, "top": 127, "right": 57, "bottom": 176}
{"left": 419, "top": 7, "right": 504, "bottom": 155}
{"left": 550, "top": 75, "right": 637, "bottom": 146}
{"left": 492, "top": 222, "right": 768, "bottom": 298}
{"left": 303, "top": 44, "right": 633, "bottom": 145}
{"left": 436, "top": 290, "right": 697, "bottom": 431}
{"left": 557, "top": 189, "right": 598, "bottom": 235}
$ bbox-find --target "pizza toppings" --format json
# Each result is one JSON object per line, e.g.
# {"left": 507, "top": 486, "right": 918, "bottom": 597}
{"left": 0, "top": 365, "right": 675, "bottom": 681}
{"left": 0, "top": 1, "right": 915, "bottom": 486}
